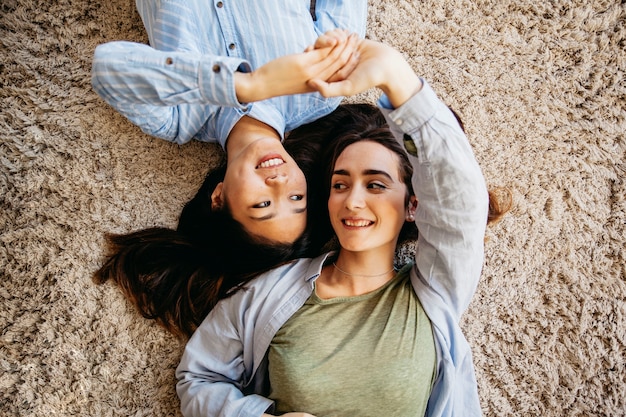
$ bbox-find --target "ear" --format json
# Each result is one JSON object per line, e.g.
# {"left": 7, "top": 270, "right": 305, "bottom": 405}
{"left": 406, "top": 196, "right": 418, "bottom": 222}
{"left": 210, "top": 182, "right": 225, "bottom": 210}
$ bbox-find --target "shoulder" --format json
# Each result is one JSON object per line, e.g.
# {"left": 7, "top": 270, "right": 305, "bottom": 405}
{"left": 207, "top": 254, "right": 330, "bottom": 339}
{"left": 251, "top": 256, "right": 320, "bottom": 287}
{"left": 227, "top": 254, "right": 329, "bottom": 307}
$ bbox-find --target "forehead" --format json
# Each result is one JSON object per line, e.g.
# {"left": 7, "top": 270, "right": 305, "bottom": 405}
{"left": 335, "top": 141, "right": 401, "bottom": 172}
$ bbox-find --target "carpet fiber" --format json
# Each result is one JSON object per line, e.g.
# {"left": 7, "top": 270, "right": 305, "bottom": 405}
{"left": 1, "top": 0, "right": 625, "bottom": 415}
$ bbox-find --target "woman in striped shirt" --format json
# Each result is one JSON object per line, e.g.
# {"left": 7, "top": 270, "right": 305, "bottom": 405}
{"left": 92, "top": 1, "right": 368, "bottom": 333}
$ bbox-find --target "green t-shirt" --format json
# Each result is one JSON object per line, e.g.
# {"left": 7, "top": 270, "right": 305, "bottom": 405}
{"left": 268, "top": 266, "right": 436, "bottom": 417}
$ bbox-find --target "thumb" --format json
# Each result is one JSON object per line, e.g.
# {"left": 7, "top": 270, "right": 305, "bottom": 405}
{"left": 305, "top": 45, "right": 335, "bottom": 62}
{"left": 307, "top": 78, "right": 348, "bottom": 98}
{"left": 315, "top": 35, "right": 338, "bottom": 49}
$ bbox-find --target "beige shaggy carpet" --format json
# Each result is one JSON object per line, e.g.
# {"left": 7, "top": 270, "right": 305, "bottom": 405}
{"left": 1, "top": 0, "right": 625, "bottom": 415}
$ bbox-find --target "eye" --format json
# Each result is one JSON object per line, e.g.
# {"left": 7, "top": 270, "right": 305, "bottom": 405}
{"left": 290, "top": 195, "right": 304, "bottom": 201}
{"left": 368, "top": 182, "right": 387, "bottom": 190}
{"left": 253, "top": 201, "right": 271, "bottom": 208}
{"left": 332, "top": 182, "right": 348, "bottom": 190}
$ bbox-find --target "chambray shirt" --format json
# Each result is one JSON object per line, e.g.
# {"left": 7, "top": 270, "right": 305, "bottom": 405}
{"left": 91, "top": 0, "right": 367, "bottom": 145}
{"left": 176, "top": 81, "right": 489, "bottom": 417}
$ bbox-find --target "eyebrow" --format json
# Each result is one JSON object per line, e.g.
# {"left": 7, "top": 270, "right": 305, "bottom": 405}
{"left": 333, "top": 169, "right": 394, "bottom": 181}
{"left": 249, "top": 206, "right": 307, "bottom": 221}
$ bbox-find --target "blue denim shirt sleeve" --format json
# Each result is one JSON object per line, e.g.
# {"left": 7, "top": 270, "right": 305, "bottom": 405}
{"left": 378, "top": 81, "right": 489, "bottom": 319}
{"left": 176, "top": 296, "right": 273, "bottom": 417}
{"left": 379, "top": 81, "right": 488, "bottom": 417}
{"left": 91, "top": 41, "right": 248, "bottom": 145}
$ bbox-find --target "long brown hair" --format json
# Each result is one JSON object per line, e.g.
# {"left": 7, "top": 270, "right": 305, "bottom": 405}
{"left": 93, "top": 166, "right": 321, "bottom": 338}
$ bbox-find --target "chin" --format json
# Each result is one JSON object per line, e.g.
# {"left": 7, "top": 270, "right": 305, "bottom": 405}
{"left": 337, "top": 240, "right": 369, "bottom": 253}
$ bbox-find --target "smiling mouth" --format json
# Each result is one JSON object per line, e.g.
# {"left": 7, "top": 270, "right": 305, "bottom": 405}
{"left": 256, "top": 154, "right": 285, "bottom": 169}
{"left": 343, "top": 219, "right": 374, "bottom": 227}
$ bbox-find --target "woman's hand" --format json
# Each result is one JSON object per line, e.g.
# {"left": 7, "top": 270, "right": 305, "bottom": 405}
{"left": 305, "top": 28, "right": 352, "bottom": 51}
{"left": 308, "top": 39, "right": 423, "bottom": 108}
{"left": 304, "top": 29, "right": 360, "bottom": 83}
{"left": 234, "top": 33, "right": 359, "bottom": 103}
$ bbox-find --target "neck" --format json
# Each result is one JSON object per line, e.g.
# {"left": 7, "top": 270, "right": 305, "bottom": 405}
{"left": 226, "top": 116, "right": 281, "bottom": 157}
{"left": 317, "top": 249, "right": 396, "bottom": 298}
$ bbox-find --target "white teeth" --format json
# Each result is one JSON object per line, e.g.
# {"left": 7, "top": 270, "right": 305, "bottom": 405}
{"left": 344, "top": 219, "right": 372, "bottom": 227}
{"left": 258, "top": 158, "right": 284, "bottom": 168}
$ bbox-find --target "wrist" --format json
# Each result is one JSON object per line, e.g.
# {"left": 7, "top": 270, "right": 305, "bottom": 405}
{"left": 234, "top": 71, "right": 261, "bottom": 103}
{"left": 373, "top": 46, "right": 422, "bottom": 108}
{"left": 380, "top": 73, "right": 423, "bottom": 108}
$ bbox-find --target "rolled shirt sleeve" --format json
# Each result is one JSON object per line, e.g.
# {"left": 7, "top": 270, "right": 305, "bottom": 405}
{"left": 91, "top": 0, "right": 368, "bottom": 146}
{"left": 378, "top": 80, "right": 489, "bottom": 322}
{"left": 91, "top": 41, "right": 249, "bottom": 144}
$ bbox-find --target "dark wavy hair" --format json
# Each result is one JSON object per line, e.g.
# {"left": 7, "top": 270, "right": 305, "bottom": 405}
{"left": 93, "top": 110, "right": 344, "bottom": 338}
{"left": 93, "top": 166, "right": 324, "bottom": 338}
{"left": 93, "top": 103, "right": 511, "bottom": 338}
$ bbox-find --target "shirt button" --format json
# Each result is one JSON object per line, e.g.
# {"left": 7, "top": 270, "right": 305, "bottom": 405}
{"left": 229, "top": 43, "right": 236, "bottom": 50}
{"left": 396, "top": 119, "right": 403, "bottom": 125}
{"left": 217, "top": 1, "right": 223, "bottom": 7}
{"left": 212, "top": 64, "right": 221, "bottom": 73}
{"left": 165, "top": 57, "right": 173, "bottom": 65}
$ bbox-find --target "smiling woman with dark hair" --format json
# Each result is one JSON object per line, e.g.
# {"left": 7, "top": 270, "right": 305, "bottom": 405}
{"left": 92, "top": 0, "right": 365, "bottom": 245}
{"left": 91, "top": 0, "right": 368, "bottom": 335}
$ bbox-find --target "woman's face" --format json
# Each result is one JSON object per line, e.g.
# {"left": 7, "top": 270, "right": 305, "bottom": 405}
{"left": 328, "top": 140, "right": 409, "bottom": 254}
{"left": 212, "top": 137, "right": 308, "bottom": 244}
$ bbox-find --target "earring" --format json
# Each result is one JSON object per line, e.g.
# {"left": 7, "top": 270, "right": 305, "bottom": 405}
{"left": 407, "top": 202, "right": 416, "bottom": 222}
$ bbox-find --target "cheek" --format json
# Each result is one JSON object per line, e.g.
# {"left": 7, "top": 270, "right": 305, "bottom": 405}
{"left": 390, "top": 197, "right": 408, "bottom": 224}
{"left": 327, "top": 193, "right": 342, "bottom": 214}
{"left": 287, "top": 164, "right": 306, "bottom": 184}
{"left": 222, "top": 178, "right": 254, "bottom": 208}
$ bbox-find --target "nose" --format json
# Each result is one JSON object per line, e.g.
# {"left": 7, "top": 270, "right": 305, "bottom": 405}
{"left": 345, "top": 187, "right": 365, "bottom": 211}
{"left": 265, "top": 173, "right": 288, "bottom": 186}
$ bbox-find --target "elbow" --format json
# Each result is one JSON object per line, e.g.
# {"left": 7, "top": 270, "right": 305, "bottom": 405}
{"left": 90, "top": 44, "right": 119, "bottom": 103}
{"left": 91, "top": 43, "right": 115, "bottom": 80}
{"left": 150, "top": 116, "right": 193, "bottom": 145}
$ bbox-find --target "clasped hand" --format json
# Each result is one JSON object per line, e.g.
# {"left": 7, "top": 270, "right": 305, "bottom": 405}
{"left": 308, "top": 38, "right": 423, "bottom": 108}
{"left": 235, "top": 29, "right": 422, "bottom": 110}
{"left": 234, "top": 29, "right": 360, "bottom": 103}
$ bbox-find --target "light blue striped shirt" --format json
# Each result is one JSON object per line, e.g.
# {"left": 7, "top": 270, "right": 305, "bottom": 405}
{"left": 91, "top": 0, "right": 367, "bottom": 146}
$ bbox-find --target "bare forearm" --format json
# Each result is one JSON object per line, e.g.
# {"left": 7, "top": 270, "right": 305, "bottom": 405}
{"left": 234, "top": 33, "right": 358, "bottom": 103}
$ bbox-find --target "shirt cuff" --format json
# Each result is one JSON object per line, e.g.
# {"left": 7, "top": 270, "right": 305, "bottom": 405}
{"left": 377, "top": 79, "right": 441, "bottom": 134}
{"left": 199, "top": 56, "right": 252, "bottom": 109}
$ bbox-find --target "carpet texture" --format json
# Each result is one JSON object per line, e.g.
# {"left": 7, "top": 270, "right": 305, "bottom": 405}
{"left": 1, "top": 0, "right": 624, "bottom": 416}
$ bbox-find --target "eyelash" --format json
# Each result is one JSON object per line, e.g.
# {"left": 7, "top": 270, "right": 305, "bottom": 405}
{"left": 331, "top": 182, "right": 387, "bottom": 190}
{"left": 253, "top": 195, "right": 304, "bottom": 208}
{"left": 369, "top": 182, "right": 387, "bottom": 190}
